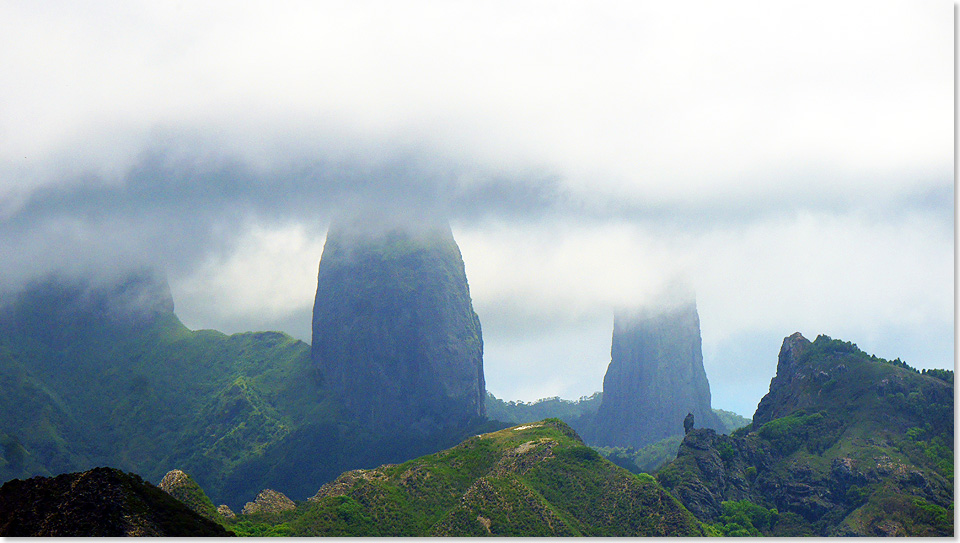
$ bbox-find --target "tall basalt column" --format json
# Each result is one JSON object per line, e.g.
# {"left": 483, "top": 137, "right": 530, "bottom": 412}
{"left": 591, "top": 300, "right": 725, "bottom": 448}
{"left": 311, "top": 214, "right": 485, "bottom": 434}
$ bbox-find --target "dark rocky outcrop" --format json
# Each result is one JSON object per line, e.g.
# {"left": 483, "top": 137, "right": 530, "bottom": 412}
{"left": 311, "top": 213, "right": 485, "bottom": 434}
{"left": 0, "top": 467, "right": 231, "bottom": 536}
{"left": 589, "top": 300, "right": 725, "bottom": 448}
{"left": 752, "top": 332, "right": 813, "bottom": 426}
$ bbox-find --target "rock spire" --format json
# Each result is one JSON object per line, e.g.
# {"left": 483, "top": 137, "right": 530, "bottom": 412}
{"left": 311, "top": 212, "right": 485, "bottom": 433}
{"left": 591, "top": 298, "right": 725, "bottom": 448}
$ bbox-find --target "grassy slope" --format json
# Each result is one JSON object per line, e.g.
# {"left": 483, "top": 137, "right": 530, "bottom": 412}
{"left": 0, "top": 287, "right": 317, "bottom": 507}
{"left": 227, "top": 419, "right": 704, "bottom": 537}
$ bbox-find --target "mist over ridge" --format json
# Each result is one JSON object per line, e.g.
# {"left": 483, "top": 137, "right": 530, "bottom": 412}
{"left": 0, "top": 1, "right": 952, "bottom": 416}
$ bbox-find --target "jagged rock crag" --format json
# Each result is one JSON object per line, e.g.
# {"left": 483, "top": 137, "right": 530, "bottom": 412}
{"left": 242, "top": 489, "right": 296, "bottom": 515}
{"left": 590, "top": 300, "right": 725, "bottom": 448}
{"left": 157, "top": 469, "right": 221, "bottom": 522}
{"left": 656, "top": 333, "right": 954, "bottom": 536}
{"left": 0, "top": 467, "right": 230, "bottom": 536}
{"left": 311, "top": 215, "right": 485, "bottom": 433}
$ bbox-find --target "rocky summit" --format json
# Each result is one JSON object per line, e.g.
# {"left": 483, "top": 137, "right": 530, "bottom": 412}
{"left": 242, "top": 488, "right": 296, "bottom": 515}
{"left": 311, "top": 213, "right": 485, "bottom": 433}
{"left": 655, "top": 333, "right": 954, "bottom": 536}
{"left": 590, "top": 299, "right": 725, "bottom": 448}
{"left": 158, "top": 468, "right": 221, "bottom": 522}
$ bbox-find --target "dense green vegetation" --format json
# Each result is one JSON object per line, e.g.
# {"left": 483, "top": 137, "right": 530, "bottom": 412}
{"left": 484, "top": 391, "right": 602, "bottom": 424}
{"left": 708, "top": 499, "right": 781, "bottom": 536}
{"left": 0, "top": 274, "right": 315, "bottom": 508}
{"left": 714, "top": 409, "right": 751, "bottom": 432}
{"left": 656, "top": 333, "right": 954, "bottom": 537}
{"left": 0, "top": 274, "right": 494, "bottom": 510}
{"left": 593, "top": 435, "right": 684, "bottom": 474}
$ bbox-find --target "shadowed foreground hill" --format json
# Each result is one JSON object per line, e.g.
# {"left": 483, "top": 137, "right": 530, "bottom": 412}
{"left": 656, "top": 333, "right": 954, "bottom": 537}
{"left": 0, "top": 467, "right": 231, "bottom": 536}
{"left": 232, "top": 419, "right": 704, "bottom": 536}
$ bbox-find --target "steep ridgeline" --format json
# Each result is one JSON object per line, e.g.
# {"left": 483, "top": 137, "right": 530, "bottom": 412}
{"left": 656, "top": 333, "right": 954, "bottom": 536}
{"left": 311, "top": 215, "right": 485, "bottom": 434}
{"left": 588, "top": 300, "right": 725, "bottom": 448}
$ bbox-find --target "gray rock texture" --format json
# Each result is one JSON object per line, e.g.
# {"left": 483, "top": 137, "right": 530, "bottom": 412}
{"left": 156, "top": 469, "right": 220, "bottom": 522}
{"left": 591, "top": 300, "right": 725, "bottom": 448}
{"left": 241, "top": 489, "right": 296, "bottom": 515}
{"left": 751, "top": 332, "right": 812, "bottom": 426}
{"left": 311, "top": 214, "right": 485, "bottom": 434}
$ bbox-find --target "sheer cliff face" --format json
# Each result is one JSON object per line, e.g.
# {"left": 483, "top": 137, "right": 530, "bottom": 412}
{"left": 311, "top": 218, "right": 485, "bottom": 433}
{"left": 591, "top": 301, "right": 725, "bottom": 448}
{"left": 751, "top": 332, "right": 812, "bottom": 426}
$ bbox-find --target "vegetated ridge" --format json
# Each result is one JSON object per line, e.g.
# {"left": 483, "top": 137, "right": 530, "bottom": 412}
{"left": 655, "top": 332, "right": 954, "bottom": 536}
{"left": 174, "top": 419, "right": 706, "bottom": 536}
{"left": 0, "top": 270, "right": 321, "bottom": 509}
{"left": 485, "top": 391, "right": 751, "bottom": 475}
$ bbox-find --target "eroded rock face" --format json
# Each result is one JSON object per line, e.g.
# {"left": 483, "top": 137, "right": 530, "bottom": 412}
{"left": 311, "top": 215, "right": 485, "bottom": 433}
{"left": 656, "top": 333, "right": 955, "bottom": 536}
{"left": 241, "top": 489, "right": 296, "bottom": 515}
{"left": 217, "top": 504, "right": 236, "bottom": 519}
{"left": 591, "top": 300, "right": 725, "bottom": 448}
{"left": 752, "top": 332, "right": 812, "bottom": 426}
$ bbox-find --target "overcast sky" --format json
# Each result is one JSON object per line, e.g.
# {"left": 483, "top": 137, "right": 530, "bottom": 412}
{"left": 1, "top": 0, "right": 953, "bottom": 416}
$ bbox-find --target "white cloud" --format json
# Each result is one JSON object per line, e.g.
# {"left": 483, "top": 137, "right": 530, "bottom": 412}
{"left": 171, "top": 221, "right": 326, "bottom": 339}
{"left": 0, "top": 0, "right": 951, "bottom": 414}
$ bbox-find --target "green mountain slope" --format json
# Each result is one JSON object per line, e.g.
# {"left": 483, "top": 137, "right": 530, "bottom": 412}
{"left": 0, "top": 273, "right": 317, "bottom": 507}
{"left": 227, "top": 419, "right": 703, "bottom": 536}
{"left": 0, "top": 271, "right": 501, "bottom": 510}
{"left": 655, "top": 333, "right": 953, "bottom": 536}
